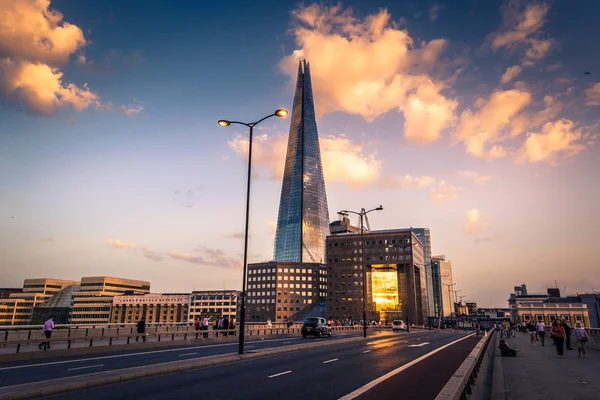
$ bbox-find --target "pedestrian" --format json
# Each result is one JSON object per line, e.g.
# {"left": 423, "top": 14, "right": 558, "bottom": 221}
{"left": 536, "top": 319, "right": 546, "bottom": 346}
{"left": 526, "top": 320, "right": 537, "bottom": 346}
{"left": 551, "top": 319, "right": 566, "bottom": 358}
{"left": 136, "top": 318, "right": 146, "bottom": 343}
{"left": 561, "top": 319, "right": 573, "bottom": 350}
{"left": 573, "top": 322, "right": 589, "bottom": 358}
{"left": 202, "top": 316, "right": 209, "bottom": 338}
{"left": 222, "top": 316, "right": 229, "bottom": 337}
{"left": 229, "top": 318, "right": 235, "bottom": 336}
{"left": 194, "top": 318, "right": 201, "bottom": 331}
{"left": 474, "top": 321, "right": 481, "bottom": 338}
{"left": 38, "top": 316, "right": 54, "bottom": 351}
{"left": 510, "top": 321, "right": 517, "bottom": 338}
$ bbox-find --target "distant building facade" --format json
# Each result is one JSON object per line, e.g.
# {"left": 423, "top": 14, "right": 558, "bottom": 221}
{"left": 0, "top": 278, "right": 79, "bottom": 325}
{"left": 245, "top": 262, "right": 327, "bottom": 322}
{"left": 431, "top": 255, "right": 454, "bottom": 318}
{"left": 326, "top": 229, "right": 428, "bottom": 325}
{"left": 0, "top": 288, "right": 22, "bottom": 299}
{"left": 411, "top": 228, "right": 434, "bottom": 317}
{"left": 329, "top": 215, "right": 361, "bottom": 235}
{"left": 188, "top": 290, "right": 240, "bottom": 322}
{"left": 111, "top": 293, "right": 190, "bottom": 324}
{"left": 70, "top": 277, "right": 150, "bottom": 324}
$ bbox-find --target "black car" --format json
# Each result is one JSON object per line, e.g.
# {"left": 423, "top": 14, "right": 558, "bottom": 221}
{"left": 301, "top": 317, "right": 332, "bottom": 338}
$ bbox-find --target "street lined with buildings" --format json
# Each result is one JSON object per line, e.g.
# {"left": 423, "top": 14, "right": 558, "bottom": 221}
{"left": 30, "top": 330, "right": 477, "bottom": 400}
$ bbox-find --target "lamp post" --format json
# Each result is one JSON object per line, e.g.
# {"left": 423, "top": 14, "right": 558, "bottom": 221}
{"left": 337, "top": 206, "right": 383, "bottom": 338}
{"left": 218, "top": 108, "right": 288, "bottom": 355}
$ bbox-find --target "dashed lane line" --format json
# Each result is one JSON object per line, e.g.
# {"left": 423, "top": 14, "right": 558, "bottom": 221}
{"left": 67, "top": 364, "right": 104, "bottom": 371}
{"left": 268, "top": 370, "right": 292, "bottom": 378}
{"left": 323, "top": 358, "right": 339, "bottom": 364}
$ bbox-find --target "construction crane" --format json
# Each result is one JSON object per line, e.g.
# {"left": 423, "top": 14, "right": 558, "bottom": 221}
{"left": 357, "top": 208, "right": 371, "bottom": 232}
{"left": 302, "top": 242, "right": 317, "bottom": 263}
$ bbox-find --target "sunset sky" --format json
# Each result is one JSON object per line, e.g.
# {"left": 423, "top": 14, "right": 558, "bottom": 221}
{"left": 1, "top": 0, "right": 599, "bottom": 307}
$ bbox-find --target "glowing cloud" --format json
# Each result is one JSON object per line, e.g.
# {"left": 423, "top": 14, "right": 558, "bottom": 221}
{"left": 501, "top": 65, "right": 523, "bottom": 84}
{"left": 280, "top": 4, "right": 457, "bottom": 144}
{"left": 518, "top": 119, "right": 587, "bottom": 163}
{"left": 585, "top": 83, "right": 600, "bottom": 106}
{"left": 430, "top": 180, "right": 462, "bottom": 202}
{"left": 465, "top": 209, "right": 488, "bottom": 235}
{"left": 106, "top": 239, "right": 137, "bottom": 250}
{"left": 455, "top": 171, "right": 492, "bottom": 184}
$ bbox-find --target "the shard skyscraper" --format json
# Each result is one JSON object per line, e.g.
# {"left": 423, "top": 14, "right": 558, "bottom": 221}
{"left": 274, "top": 60, "right": 330, "bottom": 263}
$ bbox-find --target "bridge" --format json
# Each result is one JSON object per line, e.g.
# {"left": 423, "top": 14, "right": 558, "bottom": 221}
{"left": 0, "top": 324, "right": 598, "bottom": 400}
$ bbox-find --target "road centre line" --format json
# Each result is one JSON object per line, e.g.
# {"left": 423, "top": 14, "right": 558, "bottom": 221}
{"left": 408, "top": 342, "right": 430, "bottom": 348}
{"left": 323, "top": 358, "right": 338, "bottom": 364}
{"left": 67, "top": 364, "right": 104, "bottom": 371}
{"left": 179, "top": 352, "right": 198, "bottom": 356}
{"left": 338, "top": 334, "right": 475, "bottom": 400}
{"left": 362, "top": 350, "right": 371, "bottom": 353}
{"left": 268, "top": 370, "right": 292, "bottom": 378}
{"left": 0, "top": 337, "right": 298, "bottom": 371}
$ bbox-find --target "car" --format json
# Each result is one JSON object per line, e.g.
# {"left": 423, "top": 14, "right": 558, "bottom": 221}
{"left": 301, "top": 317, "right": 332, "bottom": 338}
{"left": 392, "top": 320, "right": 407, "bottom": 332}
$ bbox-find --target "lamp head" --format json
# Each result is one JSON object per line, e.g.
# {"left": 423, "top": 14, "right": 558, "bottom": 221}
{"left": 218, "top": 120, "right": 231, "bottom": 127}
{"left": 275, "top": 109, "right": 289, "bottom": 118}
{"left": 338, "top": 210, "right": 348, "bottom": 216}
{"left": 376, "top": 205, "right": 383, "bottom": 211}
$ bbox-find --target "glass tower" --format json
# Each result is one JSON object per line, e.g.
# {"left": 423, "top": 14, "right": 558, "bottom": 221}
{"left": 411, "top": 228, "right": 434, "bottom": 317}
{"left": 274, "top": 60, "right": 330, "bottom": 263}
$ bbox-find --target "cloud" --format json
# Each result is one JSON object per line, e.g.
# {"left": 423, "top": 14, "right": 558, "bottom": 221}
{"left": 501, "top": 65, "right": 523, "bottom": 84}
{"left": 0, "top": 0, "right": 103, "bottom": 114}
{"left": 489, "top": 1, "right": 553, "bottom": 67}
{"left": 228, "top": 133, "right": 381, "bottom": 187}
{"left": 223, "top": 232, "right": 245, "bottom": 239}
{"left": 429, "top": 4, "right": 444, "bottom": 21}
{"left": 430, "top": 180, "right": 462, "bottom": 202}
{"left": 454, "top": 89, "right": 532, "bottom": 157}
{"left": 280, "top": 4, "right": 457, "bottom": 144}
{"left": 455, "top": 171, "right": 492, "bottom": 184}
{"left": 517, "top": 119, "right": 587, "bottom": 163}
{"left": 106, "top": 239, "right": 137, "bottom": 250}
{"left": 120, "top": 104, "right": 143, "bottom": 116}
{"left": 465, "top": 209, "right": 487, "bottom": 235}
{"left": 140, "top": 247, "right": 163, "bottom": 261}
{"left": 585, "top": 83, "right": 600, "bottom": 106}
{"left": 379, "top": 174, "right": 436, "bottom": 189}
{"left": 487, "top": 145, "right": 507, "bottom": 159}
{"left": 169, "top": 247, "right": 241, "bottom": 269}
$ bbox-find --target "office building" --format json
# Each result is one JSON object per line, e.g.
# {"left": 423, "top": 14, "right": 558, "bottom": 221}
{"left": 411, "top": 228, "right": 434, "bottom": 317}
{"left": 329, "top": 215, "right": 361, "bottom": 235}
{"left": 0, "top": 288, "right": 22, "bottom": 299}
{"left": 189, "top": 290, "right": 240, "bottom": 322}
{"left": 431, "top": 255, "right": 454, "bottom": 318}
{"left": 0, "top": 278, "right": 79, "bottom": 325}
{"left": 274, "top": 59, "right": 330, "bottom": 264}
{"left": 326, "top": 229, "right": 428, "bottom": 325}
{"left": 70, "top": 277, "right": 150, "bottom": 324}
{"left": 245, "top": 262, "right": 327, "bottom": 322}
{"left": 111, "top": 293, "right": 191, "bottom": 324}
{"left": 31, "top": 285, "right": 80, "bottom": 324}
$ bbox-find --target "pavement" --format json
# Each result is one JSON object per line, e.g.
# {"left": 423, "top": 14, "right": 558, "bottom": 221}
{"left": 496, "top": 330, "right": 600, "bottom": 400}
{"left": 32, "top": 330, "right": 478, "bottom": 400}
{"left": 0, "top": 332, "right": 364, "bottom": 387}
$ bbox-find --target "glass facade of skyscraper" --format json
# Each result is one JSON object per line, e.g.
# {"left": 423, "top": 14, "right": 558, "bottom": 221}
{"left": 412, "top": 228, "right": 434, "bottom": 317}
{"left": 274, "top": 60, "right": 330, "bottom": 263}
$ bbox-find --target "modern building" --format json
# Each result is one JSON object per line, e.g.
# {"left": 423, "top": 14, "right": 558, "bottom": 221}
{"left": 411, "top": 228, "right": 434, "bottom": 317}
{"left": 329, "top": 215, "right": 361, "bottom": 235}
{"left": 70, "top": 277, "right": 150, "bottom": 324}
{"left": 466, "top": 302, "right": 478, "bottom": 315}
{"left": 431, "top": 255, "right": 454, "bottom": 317}
{"left": 326, "top": 229, "right": 428, "bottom": 325}
{"left": 274, "top": 59, "right": 330, "bottom": 264}
{"left": 245, "top": 262, "right": 327, "bottom": 322}
{"left": 0, "top": 288, "right": 22, "bottom": 299}
{"left": 111, "top": 293, "right": 191, "bottom": 324}
{"left": 0, "top": 278, "right": 79, "bottom": 325}
{"left": 579, "top": 293, "right": 600, "bottom": 328}
{"left": 31, "top": 285, "right": 80, "bottom": 324}
{"left": 189, "top": 290, "right": 240, "bottom": 322}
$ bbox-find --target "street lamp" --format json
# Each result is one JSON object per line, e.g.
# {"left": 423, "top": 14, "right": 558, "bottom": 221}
{"left": 218, "top": 108, "right": 288, "bottom": 354}
{"left": 337, "top": 206, "right": 383, "bottom": 338}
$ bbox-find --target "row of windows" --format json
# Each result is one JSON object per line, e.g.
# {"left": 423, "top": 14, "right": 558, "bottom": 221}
{"left": 190, "top": 308, "right": 236, "bottom": 313}
{"left": 249, "top": 284, "right": 276, "bottom": 289}
{"left": 328, "top": 238, "right": 411, "bottom": 247}
{"left": 522, "top": 314, "right": 584, "bottom": 322}
{"left": 192, "top": 294, "right": 235, "bottom": 300}
{"left": 330, "top": 255, "right": 411, "bottom": 263}
{"left": 190, "top": 301, "right": 236, "bottom": 306}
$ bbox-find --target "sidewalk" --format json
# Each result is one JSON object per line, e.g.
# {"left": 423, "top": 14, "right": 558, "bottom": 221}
{"left": 497, "top": 330, "right": 600, "bottom": 400}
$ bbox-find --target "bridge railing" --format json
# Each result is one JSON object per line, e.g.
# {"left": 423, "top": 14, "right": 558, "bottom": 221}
{"left": 0, "top": 324, "right": 387, "bottom": 354}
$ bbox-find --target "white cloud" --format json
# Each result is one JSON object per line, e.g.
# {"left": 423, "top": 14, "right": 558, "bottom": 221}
{"left": 280, "top": 4, "right": 457, "bottom": 144}
{"left": 106, "top": 239, "right": 137, "bottom": 250}
{"left": 454, "top": 89, "right": 532, "bottom": 157}
{"left": 120, "top": 104, "right": 143, "bottom": 116}
{"left": 379, "top": 174, "right": 436, "bottom": 189}
{"left": 430, "top": 180, "right": 462, "bottom": 202}
{"left": 455, "top": 171, "right": 492, "bottom": 184}
{"left": 465, "top": 209, "right": 488, "bottom": 235}
{"left": 228, "top": 133, "right": 381, "bottom": 187}
{"left": 0, "top": 0, "right": 102, "bottom": 114}
{"left": 501, "top": 65, "right": 523, "bottom": 84}
{"left": 429, "top": 4, "right": 444, "bottom": 21}
{"left": 487, "top": 145, "right": 507, "bottom": 159}
{"left": 585, "top": 83, "right": 600, "bottom": 106}
{"left": 518, "top": 119, "right": 587, "bottom": 163}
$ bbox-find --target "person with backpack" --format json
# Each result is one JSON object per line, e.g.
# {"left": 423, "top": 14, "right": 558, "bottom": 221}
{"left": 573, "top": 321, "right": 589, "bottom": 358}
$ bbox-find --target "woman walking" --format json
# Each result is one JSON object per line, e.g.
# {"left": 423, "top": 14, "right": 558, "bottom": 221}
{"left": 573, "top": 322, "right": 589, "bottom": 358}
{"left": 551, "top": 320, "right": 566, "bottom": 358}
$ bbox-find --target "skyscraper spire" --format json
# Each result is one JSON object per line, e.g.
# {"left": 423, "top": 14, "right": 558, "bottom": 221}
{"left": 274, "top": 60, "right": 330, "bottom": 263}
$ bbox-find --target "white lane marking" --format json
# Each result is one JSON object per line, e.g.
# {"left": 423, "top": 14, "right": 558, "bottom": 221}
{"left": 323, "top": 358, "right": 338, "bottom": 364}
{"left": 0, "top": 337, "right": 297, "bottom": 371}
{"left": 179, "top": 352, "right": 198, "bottom": 356}
{"left": 338, "top": 334, "right": 475, "bottom": 400}
{"left": 408, "top": 342, "right": 430, "bottom": 347}
{"left": 268, "top": 370, "right": 292, "bottom": 378}
{"left": 362, "top": 350, "right": 371, "bottom": 354}
{"left": 67, "top": 364, "right": 104, "bottom": 371}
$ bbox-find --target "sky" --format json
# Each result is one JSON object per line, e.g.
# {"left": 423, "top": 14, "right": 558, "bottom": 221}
{"left": 1, "top": 0, "right": 599, "bottom": 308}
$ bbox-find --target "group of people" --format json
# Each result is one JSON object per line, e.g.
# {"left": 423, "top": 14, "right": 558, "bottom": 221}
{"left": 193, "top": 316, "right": 236, "bottom": 337}
{"left": 523, "top": 318, "right": 590, "bottom": 358}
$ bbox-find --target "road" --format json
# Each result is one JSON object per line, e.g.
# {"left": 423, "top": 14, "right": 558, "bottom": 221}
{"left": 38, "top": 330, "right": 478, "bottom": 400}
{"left": 0, "top": 331, "right": 373, "bottom": 387}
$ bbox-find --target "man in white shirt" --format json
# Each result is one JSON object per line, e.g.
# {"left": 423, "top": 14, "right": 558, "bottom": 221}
{"left": 536, "top": 320, "right": 546, "bottom": 346}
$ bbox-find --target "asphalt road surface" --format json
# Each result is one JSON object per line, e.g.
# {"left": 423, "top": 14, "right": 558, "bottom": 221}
{"left": 40, "top": 330, "right": 478, "bottom": 400}
{"left": 0, "top": 331, "right": 373, "bottom": 387}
